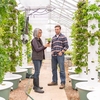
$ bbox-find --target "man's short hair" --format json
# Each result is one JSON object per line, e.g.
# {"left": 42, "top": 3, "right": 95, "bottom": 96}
{"left": 55, "top": 25, "right": 61, "bottom": 29}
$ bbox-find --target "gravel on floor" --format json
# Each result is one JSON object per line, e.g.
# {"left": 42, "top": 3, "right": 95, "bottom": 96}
{"left": 9, "top": 79, "right": 33, "bottom": 100}
{"left": 65, "top": 62, "right": 80, "bottom": 100}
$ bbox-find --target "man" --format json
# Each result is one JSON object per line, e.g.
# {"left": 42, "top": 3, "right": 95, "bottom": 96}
{"left": 48, "top": 25, "right": 69, "bottom": 89}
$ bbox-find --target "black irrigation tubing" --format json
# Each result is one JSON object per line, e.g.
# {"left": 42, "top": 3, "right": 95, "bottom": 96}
{"left": 25, "top": 74, "right": 34, "bottom": 100}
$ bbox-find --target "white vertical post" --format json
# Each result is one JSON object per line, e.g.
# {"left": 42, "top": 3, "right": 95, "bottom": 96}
{"left": 88, "top": 40, "right": 98, "bottom": 84}
{"left": 88, "top": 14, "right": 99, "bottom": 84}
{"left": 79, "top": 67, "right": 87, "bottom": 78}
{"left": 89, "top": 0, "right": 95, "bottom": 4}
{"left": 22, "top": 10, "right": 29, "bottom": 67}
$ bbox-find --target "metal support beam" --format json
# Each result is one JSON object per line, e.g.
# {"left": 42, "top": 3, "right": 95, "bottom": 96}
{"left": 51, "top": 11, "right": 73, "bottom": 21}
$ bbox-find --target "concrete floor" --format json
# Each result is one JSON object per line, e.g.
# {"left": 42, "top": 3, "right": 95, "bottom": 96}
{"left": 27, "top": 60, "right": 68, "bottom": 100}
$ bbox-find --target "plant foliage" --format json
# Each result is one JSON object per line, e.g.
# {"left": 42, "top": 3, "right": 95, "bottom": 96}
{"left": 71, "top": 0, "right": 88, "bottom": 74}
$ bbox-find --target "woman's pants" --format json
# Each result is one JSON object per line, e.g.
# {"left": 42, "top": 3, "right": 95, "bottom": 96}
{"left": 33, "top": 60, "right": 42, "bottom": 79}
{"left": 32, "top": 60, "right": 44, "bottom": 93}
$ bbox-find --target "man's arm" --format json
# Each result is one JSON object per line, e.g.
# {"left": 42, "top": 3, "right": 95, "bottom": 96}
{"left": 58, "top": 36, "right": 69, "bottom": 56}
{"left": 62, "top": 37, "right": 69, "bottom": 52}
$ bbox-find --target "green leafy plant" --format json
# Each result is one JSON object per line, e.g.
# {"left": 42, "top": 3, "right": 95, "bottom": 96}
{"left": 0, "top": 27, "right": 10, "bottom": 83}
{"left": 85, "top": 3, "right": 100, "bottom": 46}
{"left": 18, "top": 12, "right": 32, "bottom": 64}
{"left": 96, "top": 0, "right": 100, "bottom": 2}
{"left": 0, "top": 0, "right": 16, "bottom": 23}
{"left": 0, "top": 45, "right": 10, "bottom": 83}
{"left": 1, "top": 0, "right": 19, "bottom": 72}
{"left": 75, "top": 67, "right": 82, "bottom": 74}
{"left": 64, "top": 50, "right": 72, "bottom": 55}
{"left": 18, "top": 12, "right": 25, "bottom": 65}
{"left": 71, "top": 1, "right": 100, "bottom": 74}
{"left": 71, "top": 1, "right": 88, "bottom": 74}
{"left": 91, "top": 24, "right": 96, "bottom": 30}
{"left": 26, "top": 24, "right": 32, "bottom": 63}
{"left": 46, "top": 38, "right": 51, "bottom": 43}
{"left": 85, "top": 4, "right": 100, "bottom": 21}
{"left": 0, "top": 0, "right": 18, "bottom": 83}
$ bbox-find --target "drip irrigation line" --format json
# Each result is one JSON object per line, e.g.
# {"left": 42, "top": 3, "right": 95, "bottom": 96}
{"left": 25, "top": 74, "right": 34, "bottom": 100}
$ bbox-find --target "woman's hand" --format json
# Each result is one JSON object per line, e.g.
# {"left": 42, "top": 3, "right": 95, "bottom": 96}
{"left": 44, "top": 43, "right": 50, "bottom": 47}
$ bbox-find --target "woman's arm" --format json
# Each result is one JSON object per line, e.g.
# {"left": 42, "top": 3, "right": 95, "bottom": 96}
{"left": 32, "top": 39, "right": 46, "bottom": 52}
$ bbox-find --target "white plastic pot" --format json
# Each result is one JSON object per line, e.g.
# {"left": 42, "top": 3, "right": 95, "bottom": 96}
{"left": 4, "top": 73, "right": 22, "bottom": 90}
{"left": 76, "top": 82, "right": 100, "bottom": 100}
{"left": 0, "top": 81, "right": 13, "bottom": 100}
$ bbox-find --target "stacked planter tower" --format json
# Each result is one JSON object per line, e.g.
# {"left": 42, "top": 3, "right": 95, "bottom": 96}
{"left": 75, "top": 0, "right": 100, "bottom": 100}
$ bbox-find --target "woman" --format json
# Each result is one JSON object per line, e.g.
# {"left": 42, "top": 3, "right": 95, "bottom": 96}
{"left": 31, "top": 28, "right": 49, "bottom": 93}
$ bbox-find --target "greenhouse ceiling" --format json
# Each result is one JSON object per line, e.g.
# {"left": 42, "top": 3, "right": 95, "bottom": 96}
{"left": 16, "top": 0, "right": 79, "bottom": 27}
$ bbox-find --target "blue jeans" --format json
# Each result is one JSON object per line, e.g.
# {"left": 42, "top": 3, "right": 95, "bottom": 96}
{"left": 51, "top": 54, "right": 66, "bottom": 84}
{"left": 33, "top": 60, "right": 42, "bottom": 79}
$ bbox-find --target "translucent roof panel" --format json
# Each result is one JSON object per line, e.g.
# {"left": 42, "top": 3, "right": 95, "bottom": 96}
{"left": 16, "top": 0, "right": 79, "bottom": 27}
{"left": 50, "top": 0, "right": 78, "bottom": 27}
{"left": 18, "top": 0, "right": 50, "bottom": 8}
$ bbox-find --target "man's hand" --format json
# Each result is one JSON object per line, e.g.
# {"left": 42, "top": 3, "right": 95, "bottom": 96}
{"left": 61, "top": 50, "right": 65, "bottom": 53}
{"left": 58, "top": 50, "right": 66, "bottom": 56}
{"left": 58, "top": 51, "right": 62, "bottom": 56}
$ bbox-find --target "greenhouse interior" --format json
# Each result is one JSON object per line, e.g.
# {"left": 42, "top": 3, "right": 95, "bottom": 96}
{"left": 0, "top": 0, "right": 100, "bottom": 100}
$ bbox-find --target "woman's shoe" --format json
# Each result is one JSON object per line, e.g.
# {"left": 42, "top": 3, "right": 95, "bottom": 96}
{"left": 33, "top": 78, "right": 44, "bottom": 93}
{"left": 39, "top": 87, "right": 43, "bottom": 89}
{"left": 33, "top": 86, "right": 43, "bottom": 89}
{"left": 34, "top": 87, "right": 44, "bottom": 93}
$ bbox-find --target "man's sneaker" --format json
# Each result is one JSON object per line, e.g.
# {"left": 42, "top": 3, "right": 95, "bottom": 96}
{"left": 48, "top": 82, "right": 58, "bottom": 86}
{"left": 59, "top": 84, "right": 65, "bottom": 89}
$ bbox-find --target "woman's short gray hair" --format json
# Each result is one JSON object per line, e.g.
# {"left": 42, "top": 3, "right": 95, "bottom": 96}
{"left": 33, "top": 28, "right": 42, "bottom": 37}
